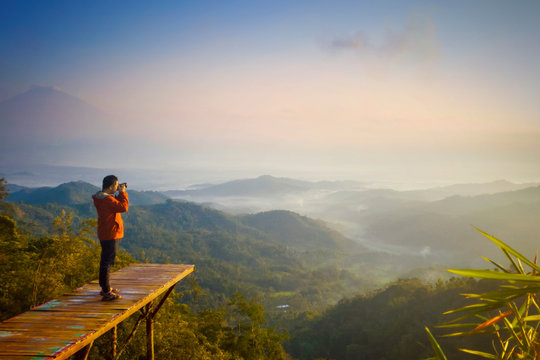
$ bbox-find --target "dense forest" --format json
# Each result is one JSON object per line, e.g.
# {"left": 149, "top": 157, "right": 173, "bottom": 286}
{"left": 0, "top": 179, "right": 511, "bottom": 359}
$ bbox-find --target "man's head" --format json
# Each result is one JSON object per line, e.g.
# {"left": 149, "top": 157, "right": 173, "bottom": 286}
{"left": 102, "top": 175, "right": 119, "bottom": 193}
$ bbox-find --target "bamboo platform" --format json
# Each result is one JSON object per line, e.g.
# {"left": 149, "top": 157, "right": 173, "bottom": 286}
{"left": 0, "top": 263, "right": 195, "bottom": 360}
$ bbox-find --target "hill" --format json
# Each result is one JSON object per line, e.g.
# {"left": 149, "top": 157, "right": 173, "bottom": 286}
{"left": 239, "top": 210, "right": 363, "bottom": 251}
{"left": 8, "top": 181, "right": 100, "bottom": 205}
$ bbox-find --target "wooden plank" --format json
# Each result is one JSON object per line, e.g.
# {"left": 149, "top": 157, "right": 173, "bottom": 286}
{"left": 0, "top": 264, "right": 194, "bottom": 360}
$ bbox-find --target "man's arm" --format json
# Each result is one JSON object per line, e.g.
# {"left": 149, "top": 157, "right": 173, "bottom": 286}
{"left": 108, "top": 190, "right": 129, "bottom": 213}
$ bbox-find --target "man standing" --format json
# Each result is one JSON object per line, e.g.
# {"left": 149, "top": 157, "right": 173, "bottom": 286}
{"left": 92, "top": 175, "right": 129, "bottom": 301}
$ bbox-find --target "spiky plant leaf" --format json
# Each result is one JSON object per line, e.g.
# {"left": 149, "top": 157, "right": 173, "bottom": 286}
{"left": 458, "top": 348, "right": 497, "bottom": 359}
{"left": 447, "top": 269, "right": 540, "bottom": 282}
{"left": 522, "top": 315, "right": 540, "bottom": 322}
{"left": 425, "top": 327, "right": 448, "bottom": 360}
{"left": 475, "top": 227, "right": 540, "bottom": 273}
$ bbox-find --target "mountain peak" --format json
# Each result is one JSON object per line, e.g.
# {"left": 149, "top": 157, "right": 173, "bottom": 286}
{"left": 2, "top": 85, "right": 75, "bottom": 105}
{"left": 28, "top": 85, "right": 63, "bottom": 94}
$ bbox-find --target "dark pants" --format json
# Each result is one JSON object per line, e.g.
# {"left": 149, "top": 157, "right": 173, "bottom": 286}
{"left": 99, "top": 239, "right": 120, "bottom": 293}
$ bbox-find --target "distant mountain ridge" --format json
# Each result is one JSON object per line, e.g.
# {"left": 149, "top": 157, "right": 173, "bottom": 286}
{"left": 360, "top": 184, "right": 540, "bottom": 264}
{"left": 410, "top": 179, "right": 538, "bottom": 198}
{"left": 7, "top": 181, "right": 169, "bottom": 206}
{"left": 164, "top": 175, "right": 536, "bottom": 202}
{"left": 163, "top": 175, "right": 366, "bottom": 198}
{"left": 163, "top": 175, "right": 309, "bottom": 198}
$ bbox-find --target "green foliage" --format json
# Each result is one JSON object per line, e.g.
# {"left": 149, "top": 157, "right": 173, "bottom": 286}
{"left": 429, "top": 228, "right": 540, "bottom": 359}
{"left": 0, "top": 210, "right": 135, "bottom": 320}
{"left": 0, "top": 213, "right": 34, "bottom": 317}
{"left": 100, "top": 291, "right": 288, "bottom": 360}
{"left": 226, "top": 293, "right": 289, "bottom": 359}
{"left": 286, "top": 277, "right": 494, "bottom": 360}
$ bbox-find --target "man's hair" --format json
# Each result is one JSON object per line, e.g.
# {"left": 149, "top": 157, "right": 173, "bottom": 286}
{"left": 102, "top": 175, "right": 118, "bottom": 191}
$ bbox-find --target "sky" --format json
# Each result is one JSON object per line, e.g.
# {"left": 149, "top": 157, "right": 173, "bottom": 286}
{"left": 2, "top": 0, "right": 540, "bottom": 187}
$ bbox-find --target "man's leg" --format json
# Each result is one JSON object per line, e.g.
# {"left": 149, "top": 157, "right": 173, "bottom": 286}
{"left": 99, "top": 239, "right": 119, "bottom": 293}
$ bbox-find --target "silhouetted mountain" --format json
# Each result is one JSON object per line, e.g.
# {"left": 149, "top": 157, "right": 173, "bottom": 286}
{"left": 7, "top": 181, "right": 169, "bottom": 206}
{"left": 240, "top": 210, "right": 364, "bottom": 251}
{"left": 0, "top": 86, "right": 110, "bottom": 141}
{"left": 0, "top": 86, "right": 124, "bottom": 166}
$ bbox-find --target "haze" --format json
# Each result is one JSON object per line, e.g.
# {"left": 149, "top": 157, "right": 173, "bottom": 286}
{"left": 2, "top": 1, "right": 540, "bottom": 188}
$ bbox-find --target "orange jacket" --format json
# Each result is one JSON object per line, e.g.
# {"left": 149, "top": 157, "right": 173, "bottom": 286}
{"left": 92, "top": 190, "right": 129, "bottom": 241}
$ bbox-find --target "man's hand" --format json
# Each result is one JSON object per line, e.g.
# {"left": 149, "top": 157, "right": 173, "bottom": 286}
{"left": 118, "top": 183, "right": 127, "bottom": 192}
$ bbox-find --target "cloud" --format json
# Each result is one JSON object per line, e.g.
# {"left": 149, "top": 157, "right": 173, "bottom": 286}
{"left": 327, "top": 14, "right": 440, "bottom": 65}
{"left": 420, "top": 246, "right": 431, "bottom": 257}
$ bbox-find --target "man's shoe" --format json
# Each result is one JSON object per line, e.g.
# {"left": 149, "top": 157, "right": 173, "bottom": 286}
{"left": 101, "top": 291, "right": 122, "bottom": 301}
{"left": 100, "top": 288, "right": 120, "bottom": 297}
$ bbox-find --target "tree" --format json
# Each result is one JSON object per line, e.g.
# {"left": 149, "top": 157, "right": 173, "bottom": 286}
{"left": 226, "top": 292, "right": 289, "bottom": 360}
{"left": 0, "top": 177, "right": 8, "bottom": 201}
{"left": 0, "top": 214, "right": 34, "bottom": 319}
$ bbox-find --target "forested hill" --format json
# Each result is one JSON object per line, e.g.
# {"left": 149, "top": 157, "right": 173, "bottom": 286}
{"left": 5, "top": 181, "right": 375, "bottom": 312}
{"left": 120, "top": 199, "right": 373, "bottom": 309}
{"left": 285, "top": 277, "right": 496, "bottom": 360}
{"left": 240, "top": 210, "right": 362, "bottom": 251}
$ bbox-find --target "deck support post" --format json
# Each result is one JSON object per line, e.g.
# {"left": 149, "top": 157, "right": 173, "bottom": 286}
{"left": 151, "top": 284, "right": 176, "bottom": 317}
{"left": 146, "top": 302, "right": 154, "bottom": 360}
{"left": 112, "top": 325, "right": 117, "bottom": 359}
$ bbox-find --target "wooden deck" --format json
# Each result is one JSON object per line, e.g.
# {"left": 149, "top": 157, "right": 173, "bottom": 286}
{"left": 0, "top": 263, "right": 194, "bottom": 359}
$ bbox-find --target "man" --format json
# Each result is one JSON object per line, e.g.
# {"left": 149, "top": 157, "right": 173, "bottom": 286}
{"left": 92, "top": 175, "right": 129, "bottom": 301}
